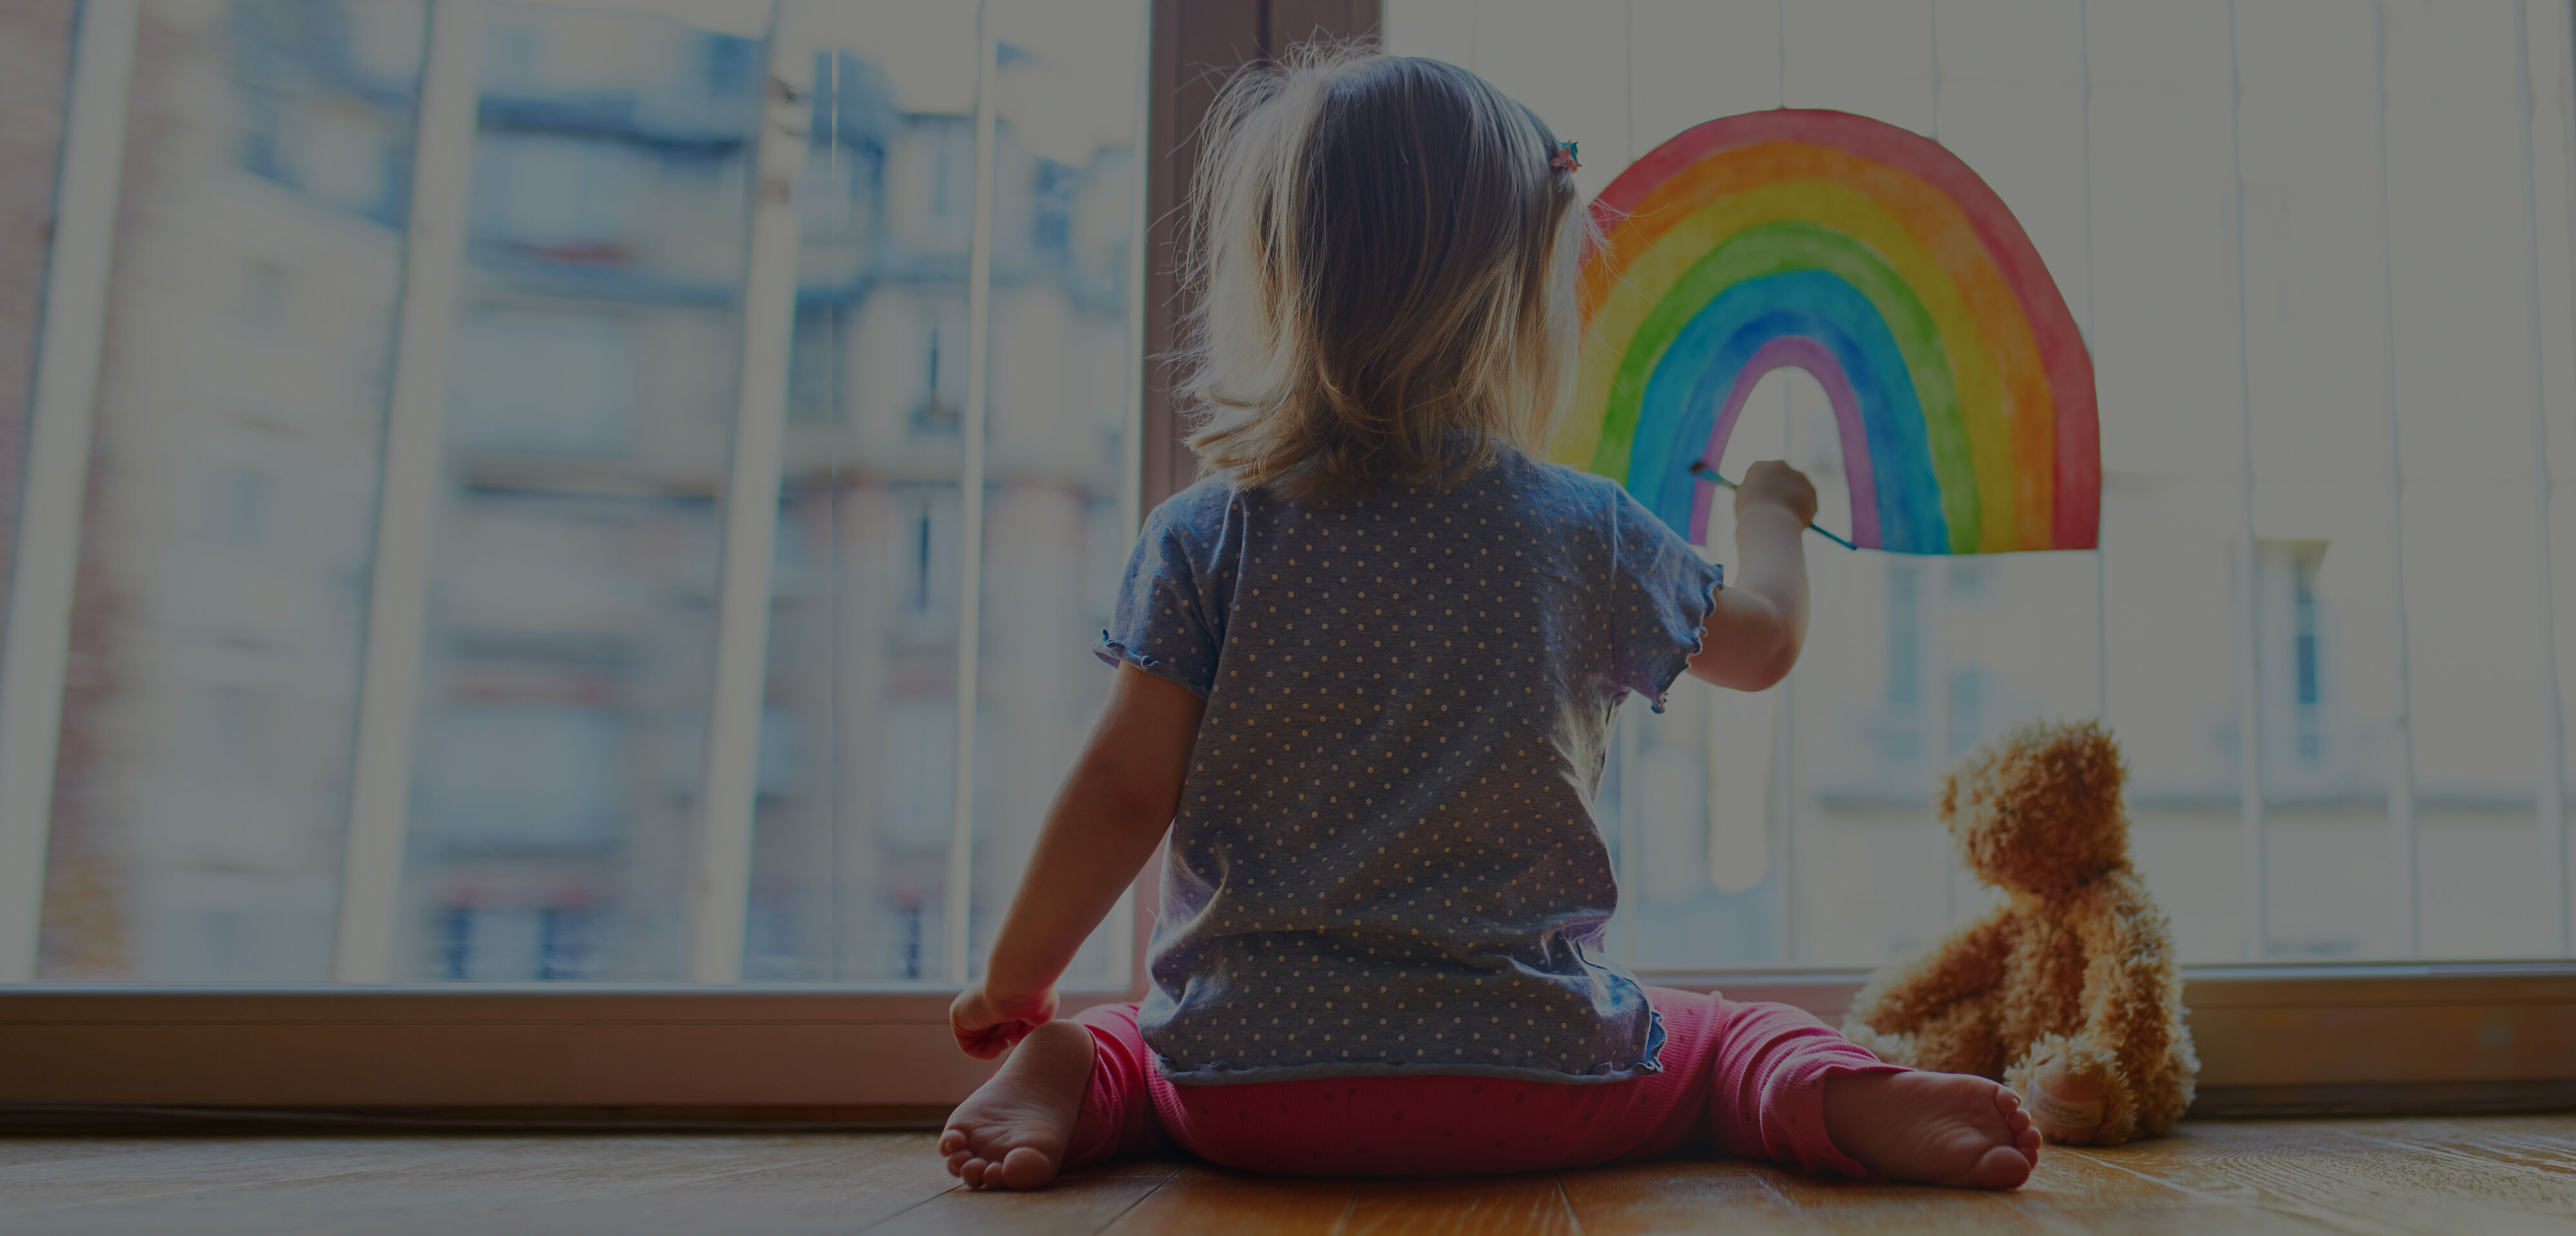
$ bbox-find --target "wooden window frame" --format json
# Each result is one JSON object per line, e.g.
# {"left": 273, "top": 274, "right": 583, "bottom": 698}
{"left": 3, "top": 0, "right": 2574, "bottom": 1127}
{"left": 5, "top": 965, "right": 2573, "bottom": 1120}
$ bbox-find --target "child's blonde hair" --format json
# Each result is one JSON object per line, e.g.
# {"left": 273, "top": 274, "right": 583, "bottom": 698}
{"left": 1179, "top": 46, "right": 1589, "bottom": 500}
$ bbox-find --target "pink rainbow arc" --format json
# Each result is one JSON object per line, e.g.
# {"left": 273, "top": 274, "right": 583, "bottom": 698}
{"left": 1684, "top": 337, "right": 1883, "bottom": 550}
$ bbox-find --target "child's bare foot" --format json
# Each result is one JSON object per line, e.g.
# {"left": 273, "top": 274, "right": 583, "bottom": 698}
{"left": 938, "top": 1019, "right": 1095, "bottom": 1190}
{"left": 1821, "top": 1070, "right": 2042, "bottom": 1190}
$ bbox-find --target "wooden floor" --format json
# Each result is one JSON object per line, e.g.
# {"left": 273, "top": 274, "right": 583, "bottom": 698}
{"left": 0, "top": 1115, "right": 2570, "bottom": 1234}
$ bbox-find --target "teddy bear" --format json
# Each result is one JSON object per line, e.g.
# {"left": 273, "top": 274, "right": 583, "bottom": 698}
{"left": 1841, "top": 718, "right": 2198, "bottom": 1146}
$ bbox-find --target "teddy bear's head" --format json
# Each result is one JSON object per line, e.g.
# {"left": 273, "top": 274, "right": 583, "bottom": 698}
{"left": 1940, "top": 718, "right": 2130, "bottom": 899}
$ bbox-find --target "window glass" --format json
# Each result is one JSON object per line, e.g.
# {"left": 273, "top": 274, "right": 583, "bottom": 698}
{"left": 2382, "top": 1, "right": 2563, "bottom": 959}
{"left": 2085, "top": 0, "right": 2264, "bottom": 965}
{"left": 15, "top": 0, "right": 1151, "bottom": 986}
{"left": 1397, "top": 0, "right": 2576, "bottom": 965}
{"left": 746, "top": 1, "right": 985, "bottom": 982}
{"left": 746, "top": 0, "right": 1144, "bottom": 983}
{"left": 31, "top": 0, "right": 428, "bottom": 980}
{"left": 26, "top": 0, "right": 2568, "bottom": 986}
{"left": 397, "top": 1, "right": 760, "bottom": 982}
{"left": 967, "top": 0, "right": 1143, "bottom": 985}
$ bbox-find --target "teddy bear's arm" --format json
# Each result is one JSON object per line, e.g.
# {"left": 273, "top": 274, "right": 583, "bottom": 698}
{"left": 1848, "top": 908, "right": 2018, "bottom": 1036}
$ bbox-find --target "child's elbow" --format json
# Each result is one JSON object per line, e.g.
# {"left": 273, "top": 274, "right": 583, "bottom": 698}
{"left": 1691, "top": 612, "right": 1802, "bottom": 691}
{"left": 1734, "top": 630, "right": 1801, "bottom": 691}
{"left": 1685, "top": 593, "right": 1806, "bottom": 691}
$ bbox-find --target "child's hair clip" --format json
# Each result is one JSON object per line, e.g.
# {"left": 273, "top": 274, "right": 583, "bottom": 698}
{"left": 1551, "top": 140, "right": 1580, "bottom": 173}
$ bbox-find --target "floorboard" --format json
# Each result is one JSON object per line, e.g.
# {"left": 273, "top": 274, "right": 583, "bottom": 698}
{"left": 2318, "top": 1116, "right": 2576, "bottom": 1179}
{"left": 2050, "top": 1121, "right": 2576, "bottom": 1236}
{"left": 1338, "top": 1174, "right": 1575, "bottom": 1235}
{"left": 1556, "top": 1157, "right": 1820, "bottom": 1234}
{"left": 0, "top": 1135, "right": 861, "bottom": 1236}
{"left": 1096, "top": 1166, "right": 1355, "bottom": 1235}
{"left": 862, "top": 1158, "right": 1177, "bottom": 1236}
{"left": 0, "top": 1136, "right": 527, "bottom": 1226}
{"left": 350, "top": 1133, "right": 956, "bottom": 1236}
{"left": 0, "top": 1138, "right": 220, "bottom": 1173}
{"left": 0, "top": 1116, "right": 2563, "bottom": 1235}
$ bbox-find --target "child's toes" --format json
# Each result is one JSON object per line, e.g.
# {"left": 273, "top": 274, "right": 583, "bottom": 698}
{"left": 2004, "top": 1105, "right": 2032, "bottom": 1135}
{"left": 2017, "top": 1126, "right": 2044, "bottom": 1156}
{"left": 944, "top": 1148, "right": 975, "bottom": 1177}
{"left": 959, "top": 1156, "right": 992, "bottom": 1190}
{"left": 998, "top": 1146, "right": 1059, "bottom": 1191}
{"left": 1966, "top": 1143, "right": 2036, "bottom": 1190}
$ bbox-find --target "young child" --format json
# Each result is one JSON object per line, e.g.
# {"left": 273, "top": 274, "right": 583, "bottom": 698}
{"left": 938, "top": 50, "right": 2042, "bottom": 1192}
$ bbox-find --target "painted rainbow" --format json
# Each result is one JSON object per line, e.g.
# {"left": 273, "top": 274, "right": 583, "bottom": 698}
{"left": 1557, "top": 110, "right": 2099, "bottom": 554}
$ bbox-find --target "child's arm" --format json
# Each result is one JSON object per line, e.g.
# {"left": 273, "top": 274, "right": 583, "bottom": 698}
{"left": 949, "top": 663, "right": 1205, "bottom": 1059}
{"left": 1687, "top": 460, "right": 1817, "bottom": 691}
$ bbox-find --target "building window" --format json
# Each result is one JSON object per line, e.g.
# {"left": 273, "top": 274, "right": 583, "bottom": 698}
{"left": 1883, "top": 561, "right": 1921, "bottom": 764}
{"left": 913, "top": 505, "right": 936, "bottom": 613}
{"left": 536, "top": 907, "right": 594, "bottom": 980}
{"left": 914, "top": 315, "right": 964, "bottom": 431}
{"left": 447, "top": 310, "right": 639, "bottom": 457}
{"left": 471, "top": 133, "right": 640, "bottom": 260}
{"left": 2292, "top": 550, "right": 2324, "bottom": 764}
{"left": 1948, "top": 664, "right": 1985, "bottom": 762}
{"left": 788, "top": 312, "right": 842, "bottom": 423}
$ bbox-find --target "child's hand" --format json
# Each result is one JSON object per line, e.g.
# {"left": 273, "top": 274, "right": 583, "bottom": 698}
{"left": 950, "top": 981, "right": 1059, "bottom": 1060}
{"left": 1688, "top": 459, "right": 1817, "bottom": 691}
{"left": 1734, "top": 460, "right": 1818, "bottom": 529}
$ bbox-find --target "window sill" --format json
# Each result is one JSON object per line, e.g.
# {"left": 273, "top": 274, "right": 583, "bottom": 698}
{"left": 2, "top": 963, "right": 2568, "bottom": 1123}
{"left": 1645, "top": 960, "right": 2576, "bottom": 1114}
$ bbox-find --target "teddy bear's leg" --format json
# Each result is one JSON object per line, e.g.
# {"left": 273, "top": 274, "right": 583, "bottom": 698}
{"left": 2121, "top": 1036, "right": 2201, "bottom": 1140}
{"left": 2054, "top": 874, "right": 2197, "bottom": 1145}
{"left": 1842, "top": 912, "right": 2017, "bottom": 1049}
{"left": 1839, "top": 1022, "right": 1916, "bottom": 1069}
{"left": 2006, "top": 1034, "right": 2134, "bottom": 1147}
{"left": 1857, "top": 1001, "right": 2002, "bottom": 1078}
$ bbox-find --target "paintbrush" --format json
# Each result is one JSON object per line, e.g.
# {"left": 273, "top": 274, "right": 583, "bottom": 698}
{"left": 1688, "top": 460, "right": 1860, "bottom": 551}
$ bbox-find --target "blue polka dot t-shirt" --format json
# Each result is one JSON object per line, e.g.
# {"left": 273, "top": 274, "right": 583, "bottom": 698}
{"left": 1095, "top": 448, "right": 1724, "bottom": 1085}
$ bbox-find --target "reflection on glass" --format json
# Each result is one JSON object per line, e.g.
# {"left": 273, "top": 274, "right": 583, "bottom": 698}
{"left": 743, "top": 1, "right": 983, "bottom": 982}
{"left": 28, "top": 0, "right": 2570, "bottom": 984}
{"left": 35, "top": 0, "right": 427, "bottom": 980}
{"left": 395, "top": 3, "right": 759, "bottom": 982}
{"left": 748, "top": 0, "right": 1142, "bottom": 982}
{"left": 969, "top": 0, "right": 1142, "bottom": 986}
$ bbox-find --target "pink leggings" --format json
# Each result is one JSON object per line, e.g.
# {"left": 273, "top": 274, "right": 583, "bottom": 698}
{"left": 1062, "top": 986, "right": 1900, "bottom": 1178}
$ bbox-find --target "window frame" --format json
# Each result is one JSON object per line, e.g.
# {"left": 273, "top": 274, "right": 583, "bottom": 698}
{"left": 1, "top": 0, "right": 2573, "bottom": 1123}
{"left": 6, "top": 964, "right": 2572, "bottom": 1118}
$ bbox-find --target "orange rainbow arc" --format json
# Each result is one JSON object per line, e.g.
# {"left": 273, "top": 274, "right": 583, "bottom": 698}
{"left": 1558, "top": 110, "right": 2099, "bottom": 555}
